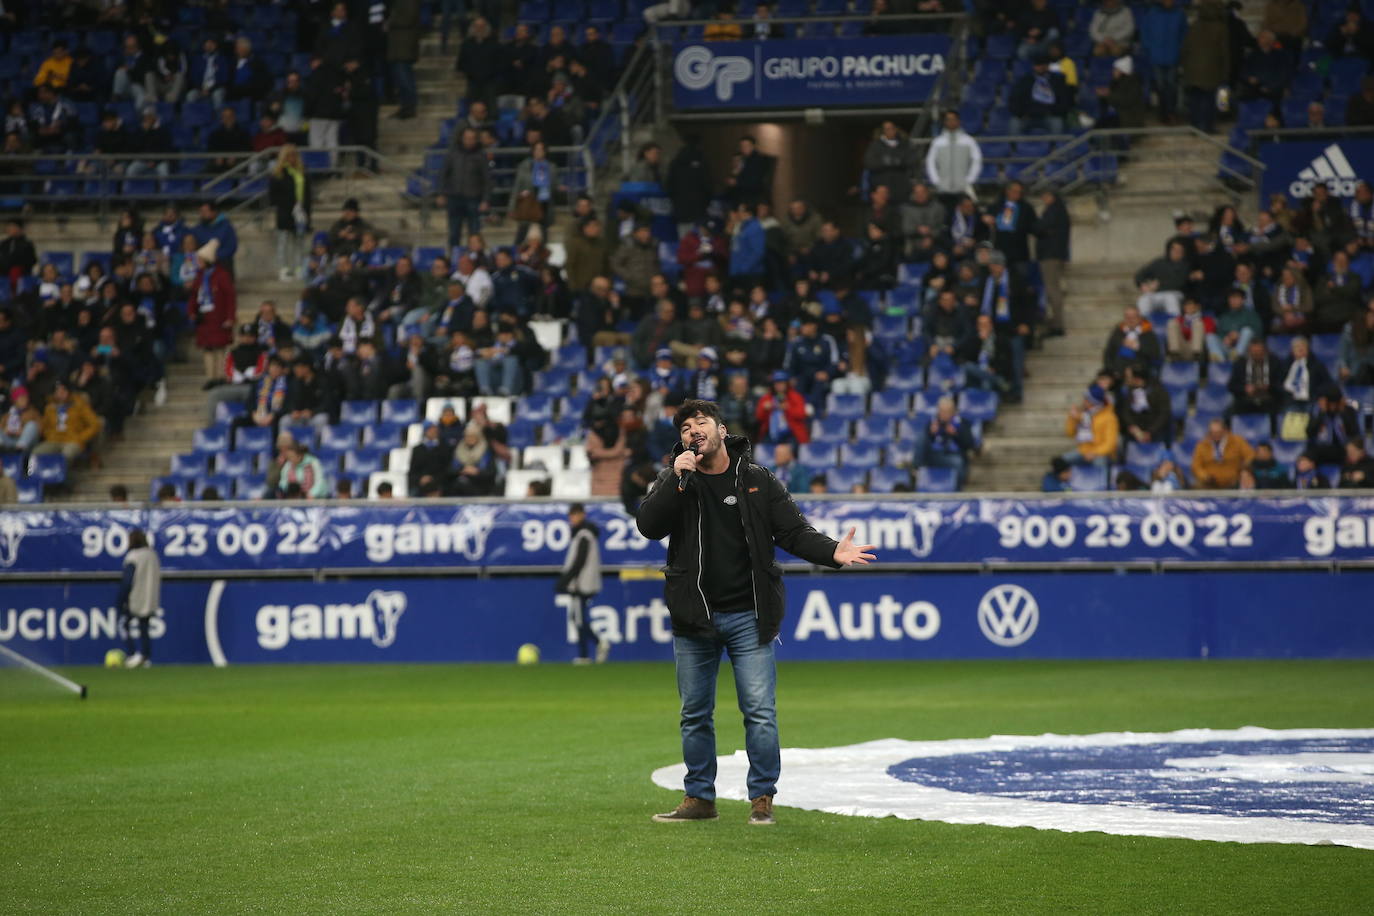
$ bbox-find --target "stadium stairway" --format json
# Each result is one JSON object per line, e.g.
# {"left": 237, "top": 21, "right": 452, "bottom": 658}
{"left": 974, "top": 144, "right": 1249, "bottom": 492}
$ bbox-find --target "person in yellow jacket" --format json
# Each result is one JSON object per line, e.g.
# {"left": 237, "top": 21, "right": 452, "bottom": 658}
{"left": 32, "top": 41, "right": 73, "bottom": 91}
{"left": 33, "top": 382, "right": 101, "bottom": 463}
{"left": 1191, "top": 418, "right": 1254, "bottom": 489}
{"left": 1061, "top": 383, "right": 1119, "bottom": 470}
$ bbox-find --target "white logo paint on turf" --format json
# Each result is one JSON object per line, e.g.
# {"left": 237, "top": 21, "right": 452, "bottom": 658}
{"left": 650, "top": 728, "right": 1374, "bottom": 850}
{"left": 977, "top": 584, "right": 1038, "bottom": 646}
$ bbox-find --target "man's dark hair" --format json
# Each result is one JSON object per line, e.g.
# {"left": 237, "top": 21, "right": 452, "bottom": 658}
{"left": 129, "top": 528, "right": 148, "bottom": 549}
{"left": 155, "top": 483, "right": 178, "bottom": 501}
{"left": 568, "top": 501, "right": 586, "bottom": 515}
{"left": 377, "top": 482, "right": 393, "bottom": 496}
{"left": 674, "top": 398, "right": 724, "bottom": 430}
{"left": 108, "top": 483, "right": 128, "bottom": 501}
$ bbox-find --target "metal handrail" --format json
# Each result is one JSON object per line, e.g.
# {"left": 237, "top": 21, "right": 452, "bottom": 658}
{"left": 655, "top": 11, "right": 963, "bottom": 27}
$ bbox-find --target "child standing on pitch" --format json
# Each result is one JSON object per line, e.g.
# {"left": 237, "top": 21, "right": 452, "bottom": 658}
{"left": 118, "top": 529, "right": 162, "bottom": 668}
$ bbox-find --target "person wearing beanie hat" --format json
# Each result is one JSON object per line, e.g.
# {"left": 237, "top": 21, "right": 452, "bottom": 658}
{"left": 188, "top": 235, "right": 237, "bottom": 385}
{"left": 0, "top": 386, "right": 41, "bottom": 455}
{"left": 1059, "top": 381, "right": 1119, "bottom": 472}
{"left": 1094, "top": 52, "right": 1147, "bottom": 130}
{"left": 755, "top": 369, "right": 810, "bottom": 445}
{"left": 327, "top": 196, "right": 371, "bottom": 257}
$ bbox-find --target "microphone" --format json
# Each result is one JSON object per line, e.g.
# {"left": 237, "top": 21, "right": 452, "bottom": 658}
{"left": 678, "top": 444, "right": 699, "bottom": 493}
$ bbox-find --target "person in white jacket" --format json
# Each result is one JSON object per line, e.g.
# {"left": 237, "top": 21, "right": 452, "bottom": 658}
{"left": 118, "top": 529, "right": 162, "bottom": 668}
{"left": 924, "top": 110, "right": 984, "bottom": 212}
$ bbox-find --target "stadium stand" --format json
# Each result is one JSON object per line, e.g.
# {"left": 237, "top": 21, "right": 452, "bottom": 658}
{"left": 3, "top": 0, "right": 1374, "bottom": 506}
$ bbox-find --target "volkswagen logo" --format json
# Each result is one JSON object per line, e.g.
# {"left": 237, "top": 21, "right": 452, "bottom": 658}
{"left": 977, "top": 584, "right": 1039, "bottom": 647}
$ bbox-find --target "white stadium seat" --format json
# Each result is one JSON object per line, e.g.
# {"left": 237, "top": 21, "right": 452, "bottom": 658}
{"left": 521, "top": 445, "right": 566, "bottom": 471}
{"left": 551, "top": 469, "right": 591, "bottom": 498}
{"left": 387, "top": 447, "right": 411, "bottom": 473}
{"left": 367, "top": 471, "right": 408, "bottom": 499}
{"left": 505, "top": 468, "right": 551, "bottom": 498}
{"left": 471, "top": 396, "right": 512, "bottom": 425}
{"left": 424, "top": 397, "right": 466, "bottom": 423}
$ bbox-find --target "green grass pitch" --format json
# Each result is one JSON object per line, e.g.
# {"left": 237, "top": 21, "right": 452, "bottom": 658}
{"left": 2, "top": 659, "right": 1371, "bottom": 914}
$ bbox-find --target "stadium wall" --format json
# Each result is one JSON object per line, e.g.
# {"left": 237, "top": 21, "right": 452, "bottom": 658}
{"left": 1, "top": 494, "right": 1371, "bottom": 664}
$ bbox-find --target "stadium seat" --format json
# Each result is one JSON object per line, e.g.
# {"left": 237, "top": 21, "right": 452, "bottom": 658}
{"left": 799, "top": 442, "right": 840, "bottom": 469}
{"left": 340, "top": 400, "right": 379, "bottom": 425}
{"left": 216, "top": 400, "right": 248, "bottom": 424}
{"left": 855, "top": 417, "right": 895, "bottom": 444}
{"left": 215, "top": 452, "right": 256, "bottom": 476}
{"left": 15, "top": 478, "right": 43, "bottom": 503}
{"left": 840, "top": 443, "right": 881, "bottom": 469}
{"left": 471, "top": 396, "right": 513, "bottom": 425}
{"left": 917, "top": 466, "right": 959, "bottom": 493}
{"left": 235, "top": 427, "right": 273, "bottom": 452}
{"left": 344, "top": 449, "right": 385, "bottom": 475}
{"left": 885, "top": 439, "right": 916, "bottom": 468}
{"left": 1205, "top": 362, "right": 1231, "bottom": 388}
{"left": 363, "top": 424, "right": 404, "bottom": 450}
{"left": 868, "top": 466, "right": 912, "bottom": 493}
{"left": 545, "top": 417, "right": 581, "bottom": 443}
{"left": 751, "top": 443, "right": 773, "bottom": 467}
{"left": 425, "top": 397, "right": 467, "bottom": 423}
{"left": 1126, "top": 441, "right": 1166, "bottom": 468}
{"left": 826, "top": 466, "right": 868, "bottom": 493}
{"left": 197, "top": 475, "right": 233, "bottom": 499}
{"left": 505, "top": 468, "right": 551, "bottom": 498}
{"left": 553, "top": 343, "right": 587, "bottom": 371}
{"left": 1311, "top": 334, "right": 1341, "bottom": 369}
{"left": 1069, "top": 465, "right": 1109, "bottom": 492}
{"left": 1195, "top": 384, "right": 1233, "bottom": 417}
{"left": 1271, "top": 439, "right": 1305, "bottom": 466}
{"left": 506, "top": 418, "right": 542, "bottom": 450}
{"left": 957, "top": 389, "right": 999, "bottom": 424}
{"left": 1231, "top": 414, "right": 1272, "bottom": 443}
{"left": 516, "top": 393, "right": 555, "bottom": 423}
{"left": 925, "top": 360, "right": 965, "bottom": 391}
{"left": 1161, "top": 360, "right": 1201, "bottom": 390}
{"left": 386, "top": 447, "right": 411, "bottom": 474}
{"left": 321, "top": 424, "right": 361, "bottom": 451}
{"left": 381, "top": 399, "right": 419, "bottom": 424}
{"left": 913, "top": 390, "right": 942, "bottom": 422}
{"left": 29, "top": 453, "right": 67, "bottom": 484}
{"left": 0, "top": 453, "right": 24, "bottom": 479}
{"left": 1267, "top": 336, "right": 1293, "bottom": 361}
{"left": 522, "top": 445, "right": 566, "bottom": 471}
{"left": 168, "top": 453, "right": 204, "bottom": 480}
{"left": 824, "top": 393, "right": 865, "bottom": 420}
{"left": 367, "top": 471, "right": 408, "bottom": 499}
{"left": 811, "top": 416, "right": 851, "bottom": 443}
{"left": 150, "top": 477, "right": 187, "bottom": 501}
{"left": 193, "top": 425, "right": 231, "bottom": 453}
{"left": 551, "top": 469, "right": 592, "bottom": 498}
{"left": 869, "top": 390, "right": 909, "bottom": 418}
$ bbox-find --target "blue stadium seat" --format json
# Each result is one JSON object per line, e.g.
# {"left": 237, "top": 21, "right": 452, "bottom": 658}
{"left": 917, "top": 466, "right": 959, "bottom": 493}
{"left": 1069, "top": 465, "right": 1109, "bottom": 492}
{"left": 913, "top": 390, "right": 941, "bottom": 422}
{"left": 1231, "top": 413, "right": 1272, "bottom": 443}
{"left": 1126, "top": 441, "right": 1166, "bottom": 468}
{"left": 1312, "top": 334, "right": 1341, "bottom": 369}
{"left": 344, "top": 449, "right": 385, "bottom": 474}
{"left": 840, "top": 443, "right": 881, "bottom": 469}
{"left": 235, "top": 426, "right": 273, "bottom": 451}
{"left": 150, "top": 477, "right": 187, "bottom": 501}
{"left": 1160, "top": 360, "right": 1201, "bottom": 390}
{"left": 811, "top": 416, "right": 851, "bottom": 442}
{"left": 825, "top": 466, "right": 868, "bottom": 493}
{"left": 193, "top": 425, "right": 232, "bottom": 453}
{"left": 381, "top": 399, "right": 419, "bottom": 424}
{"left": 824, "top": 393, "right": 865, "bottom": 420}
{"left": 1195, "top": 384, "right": 1233, "bottom": 417}
{"left": 553, "top": 343, "right": 587, "bottom": 370}
{"left": 1182, "top": 415, "right": 1211, "bottom": 446}
{"left": 363, "top": 424, "right": 404, "bottom": 450}
{"left": 42, "top": 250, "right": 74, "bottom": 277}
{"left": 15, "top": 478, "right": 43, "bottom": 503}
{"left": 1205, "top": 362, "right": 1231, "bottom": 388}
{"left": 29, "top": 453, "right": 67, "bottom": 484}
{"left": 340, "top": 400, "right": 379, "bottom": 425}
{"left": 235, "top": 475, "right": 269, "bottom": 500}
{"left": 516, "top": 393, "right": 555, "bottom": 423}
{"left": 506, "top": 418, "right": 542, "bottom": 450}
{"left": 169, "top": 453, "right": 204, "bottom": 479}
{"left": 1271, "top": 439, "right": 1305, "bottom": 466}
{"left": 873, "top": 314, "right": 908, "bottom": 340}
{"left": 799, "top": 442, "right": 840, "bottom": 469}
{"left": 537, "top": 369, "right": 574, "bottom": 397}
{"left": 413, "top": 246, "right": 446, "bottom": 271}
{"left": 197, "top": 475, "right": 233, "bottom": 499}
{"left": 545, "top": 417, "right": 581, "bottom": 442}
{"left": 1266, "top": 335, "right": 1293, "bottom": 361}
{"left": 869, "top": 389, "right": 909, "bottom": 418}
{"left": 855, "top": 416, "right": 895, "bottom": 444}
{"left": 280, "top": 423, "right": 318, "bottom": 449}
{"left": 885, "top": 438, "right": 916, "bottom": 467}
{"left": 0, "top": 453, "right": 24, "bottom": 479}
{"left": 867, "top": 466, "right": 912, "bottom": 493}
{"left": 558, "top": 392, "right": 590, "bottom": 419}
{"left": 751, "top": 443, "right": 773, "bottom": 467}
{"left": 925, "top": 360, "right": 965, "bottom": 391}
{"left": 984, "top": 32, "right": 1016, "bottom": 60}
{"left": 957, "top": 388, "right": 999, "bottom": 423}
{"left": 321, "top": 424, "right": 361, "bottom": 451}
{"left": 216, "top": 400, "right": 248, "bottom": 424}
{"left": 215, "top": 451, "right": 256, "bottom": 476}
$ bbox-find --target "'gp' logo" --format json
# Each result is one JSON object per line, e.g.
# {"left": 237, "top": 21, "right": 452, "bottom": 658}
{"left": 977, "top": 584, "right": 1039, "bottom": 647}
{"left": 675, "top": 45, "right": 753, "bottom": 102}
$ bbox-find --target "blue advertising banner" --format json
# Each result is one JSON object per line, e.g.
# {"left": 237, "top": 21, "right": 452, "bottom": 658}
{"left": 3, "top": 572, "right": 1371, "bottom": 666}
{"left": 1, "top": 496, "right": 1373, "bottom": 575}
{"left": 671, "top": 35, "right": 949, "bottom": 110}
{"left": 1258, "top": 138, "right": 1374, "bottom": 203}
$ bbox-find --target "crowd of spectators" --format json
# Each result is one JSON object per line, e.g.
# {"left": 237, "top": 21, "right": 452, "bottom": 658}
{"left": 1045, "top": 192, "right": 1374, "bottom": 492}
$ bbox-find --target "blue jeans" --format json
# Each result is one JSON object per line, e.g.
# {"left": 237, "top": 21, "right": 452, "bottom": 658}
{"left": 474, "top": 354, "right": 521, "bottom": 395}
{"left": 446, "top": 195, "right": 483, "bottom": 249}
{"left": 673, "top": 611, "right": 779, "bottom": 802}
{"left": 1060, "top": 449, "right": 1108, "bottom": 470}
{"left": 1008, "top": 114, "right": 1065, "bottom": 136}
{"left": 391, "top": 60, "right": 417, "bottom": 111}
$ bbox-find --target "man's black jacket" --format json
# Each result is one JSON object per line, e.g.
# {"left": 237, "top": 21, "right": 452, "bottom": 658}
{"left": 635, "top": 435, "right": 840, "bottom": 644}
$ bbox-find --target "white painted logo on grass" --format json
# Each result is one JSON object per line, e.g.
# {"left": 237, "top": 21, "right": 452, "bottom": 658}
{"left": 977, "top": 584, "right": 1038, "bottom": 646}
{"left": 651, "top": 728, "right": 1374, "bottom": 850}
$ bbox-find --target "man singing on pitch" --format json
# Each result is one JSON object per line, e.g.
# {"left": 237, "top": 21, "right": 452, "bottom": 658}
{"left": 636, "top": 398, "right": 876, "bottom": 825}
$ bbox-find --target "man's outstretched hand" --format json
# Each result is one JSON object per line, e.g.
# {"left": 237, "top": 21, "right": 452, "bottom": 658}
{"left": 833, "top": 526, "right": 877, "bottom": 566}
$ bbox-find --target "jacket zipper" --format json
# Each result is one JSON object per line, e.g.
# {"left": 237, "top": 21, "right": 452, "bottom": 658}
{"left": 694, "top": 485, "right": 711, "bottom": 622}
{"left": 735, "top": 455, "right": 760, "bottom": 624}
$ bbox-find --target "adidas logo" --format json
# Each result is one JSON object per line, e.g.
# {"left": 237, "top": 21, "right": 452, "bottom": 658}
{"left": 1289, "top": 144, "right": 1360, "bottom": 198}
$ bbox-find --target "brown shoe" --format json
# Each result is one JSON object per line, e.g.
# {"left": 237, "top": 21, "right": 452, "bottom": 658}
{"left": 651, "top": 796, "right": 718, "bottom": 823}
{"left": 748, "top": 795, "right": 775, "bottom": 825}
